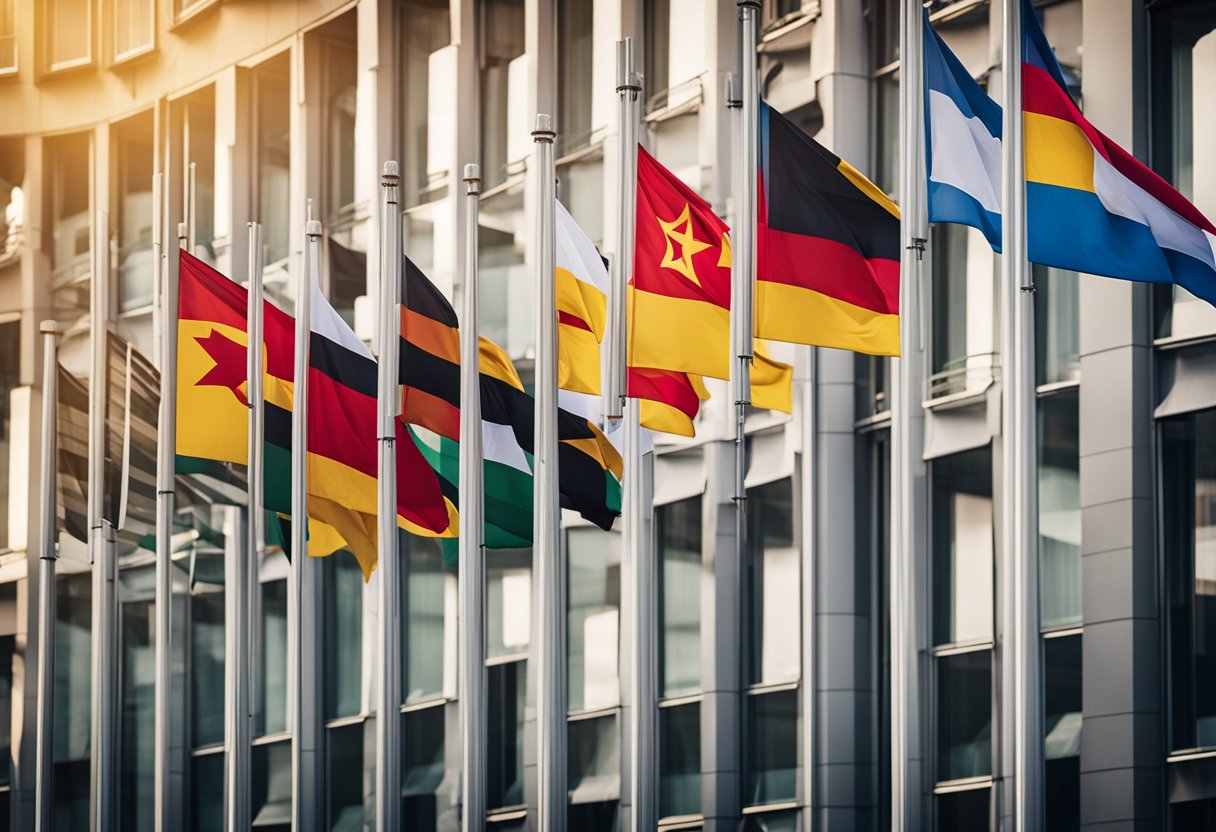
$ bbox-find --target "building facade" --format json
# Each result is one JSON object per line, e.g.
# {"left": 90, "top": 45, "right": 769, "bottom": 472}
{"left": 0, "top": 0, "right": 1213, "bottom": 830}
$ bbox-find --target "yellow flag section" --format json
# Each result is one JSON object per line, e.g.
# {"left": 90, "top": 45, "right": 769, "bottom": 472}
{"left": 751, "top": 342, "right": 793, "bottom": 414}
{"left": 555, "top": 200, "right": 610, "bottom": 395}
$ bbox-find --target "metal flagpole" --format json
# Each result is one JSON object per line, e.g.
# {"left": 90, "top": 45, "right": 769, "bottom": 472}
{"left": 89, "top": 207, "right": 117, "bottom": 832}
{"left": 34, "top": 321, "right": 59, "bottom": 832}
{"left": 458, "top": 162, "right": 487, "bottom": 831}
{"left": 375, "top": 162, "right": 403, "bottom": 832}
{"left": 1000, "top": 0, "right": 1041, "bottom": 827}
{"left": 605, "top": 37, "right": 639, "bottom": 420}
{"left": 228, "top": 221, "right": 263, "bottom": 831}
{"left": 531, "top": 113, "right": 566, "bottom": 832}
{"left": 155, "top": 221, "right": 185, "bottom": 832}
{"left": 291, "top": 219, "right": 320, "bottom": 832}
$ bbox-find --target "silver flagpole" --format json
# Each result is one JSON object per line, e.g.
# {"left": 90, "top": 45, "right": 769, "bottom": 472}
{"left": 1000, "top": 0, "right": 1041, "bottom": 827}
{"left": 531, "top": 113, "right": 566, "bottom": 832}
{"left": 375, "top": 162, "right": 403, "bottom": 832}
{"left": 155, "top": 221, "right": 185, "bottom": 832}
{"left": 291, "top": 219, "right": 320, "bottom": 832}
{"left": 228, "top": 221, "right": 262, "bottom": 831}
{"left": 89, "top": 207, "right": 117, "bottom": 832}
{"left": 458, "top": 162, "right": 486, "bottom": 831}
{"left": 34, "top": 320, "right": 59, "bottom": 832}
{"left": 605, "top": 38, "right": 639, "bottom": 420}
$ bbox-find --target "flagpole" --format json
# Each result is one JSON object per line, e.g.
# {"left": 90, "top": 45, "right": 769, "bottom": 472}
{"left": 531, "top": 112, "right": 566, "bottom": 832}
{"left": 89, "top": 207, "right": 117, "bottom": 832}
{"left": 228, "top": 221, "right": 262, "bottom": 832}
{"left": 375, "top": 161, "right": 403, "bottom": 832}
{"left": 291, "top": 218, "right": 320, "bottom": 832}
{"left": 605, "top": 38, "right": 639, "bottom": 421}
{"left": 1000, "top": 0, "right": 1041, "bottom": 828}
{"left": 154, "top": 221, "right": 185, "bottom": 832}
{"left": 458, "top": 162, "right": 487, "bottom": 832}
{"left": 34, "top": 320, "right": 59, "bottom": 832}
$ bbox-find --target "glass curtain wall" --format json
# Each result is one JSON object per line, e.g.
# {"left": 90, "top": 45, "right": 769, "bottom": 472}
{"left": 46, "top": 132, "right": 92, "bottom": 325}
{"left": 119, "top": 571, "right": 156, "bottom": 832}
{"left": 54, "top": 572, "right": 92, "bottom": 832}
{"left": 252, "top": 549, "right": 290, "bottom": 830}
{"left": 113, "top": 111, "right": 156, "bottom": 312}
{"left": 189, "top": 561, "right": 225, "bottom": 832}
{"left": 487, "top": 548, "right": 530, "bottom": 816}
{"left": 930, "top": 223, "right": 998, "bottom": 399}
{"left": 181, "top": 87, "right": 217, "bottom": 264}
{"left": 556, "top": 0, "right": 594, "bottom": 157}
{"left": 253, "top": 52, "right": 292, "bottom": 273}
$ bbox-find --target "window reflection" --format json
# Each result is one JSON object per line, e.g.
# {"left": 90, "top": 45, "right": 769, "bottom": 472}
{"left": 259, "top": 576, "right": 288, "bottom": 737}
{"left": 1033, "top": 265, "right": 1080, "bottom": 387}
{"left": 659, "top": 496, "right": 702, "bottom": 695}
{"left": 0, "top": 321, "right": 19, "bottom": 551}
{"left": 181, "top": 89, "right": 217, "bottom": 265}
{"left": 931, "top": 448, "right": 994, "bottom": 646}
{"left": 252, "top": 739, "right": 293, "bottom": 829}
{"left": 487, "top": 548, "right": 531, "bottom": 660}
{"left": 190, "top": 751, "right": 224, "bottom": 832}
{"left": 399, "top": 0, "right": 452, "bottom": 207}
{"left": 748, "top": 479, "right": 799, "bottom": 685}
{"left": 557, "top": 0, "right": 595, "bottom": 156}
{"left": 1038, "top": 391, "right": 1081, "bottom": 628}
{"left": 935, "top": 650, "right": 991, "bottom": 782}
{"left": 1044, "top": 634, "right": 1081, "bottom": 831}
{"left": 404, "top": 535, "right": 451, "bottom": 703}
{"left": 568, "top": 528, "right": 620, "bottom": 712}
{"left": 487, "top": 659, "right": 526, "bottom": 810}
{"left": 659, "top": 701, "right": 700, "bottom": 818}
{"left": 0, "top": 631, "right": 13, "bottom": 789}
{"left": 480, "top": 0, "right": 525, "bottom": 188}
{"left": 120, "top": 597, "right": 155, "bottom": 831}
{"left": 254, "top": 53, "right": 292, "bottom": 268}
{"left": 643, "top": 0, "right": 670, "bottom": 112}
{"left": 935, "top": 785, "right": 989, "bottom": 831}
{"left": 326, "top": 722, "right": 365, "bottom": 830}
{"left": 403, "top": 705, "right": 449, "bottom": 830}
{"left": 48, "top": 0, "right": 91, "bottom": 69}
{"left": 324, "top": 552, "right": 363, "bottom": 719}
{"left": 46, "top": 133, "right": 92, "bottom": 324}
{"left": 930, "top": 223, "right": 997, "bottom": 399}
{"left": 746, "top": 689, "right": 797, "bottom": 806}
{"left": 114, "top": 111, "right": 156, "bottom": 312}
{"left": 190, "top": 588, "right": 225, "bottom": 748}
{"left": 568, "top": 713, "right": 619, "bottom": 810}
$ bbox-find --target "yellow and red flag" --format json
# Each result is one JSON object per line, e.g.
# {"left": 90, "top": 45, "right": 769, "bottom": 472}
{"left": 556, "top": 200, "right": 610, "bottom": 395}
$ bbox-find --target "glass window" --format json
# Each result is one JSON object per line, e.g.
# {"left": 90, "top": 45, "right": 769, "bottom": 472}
{"left": 643, "top": 0, "right": 670, "bottom": 111}
{"left": 120, "top": 598, "right": 154, "bottom": 831}
{"left": 557, "top": 0, "right": 594, "bottom": 156}
{"left": 931, "top": 448, "right": 994, "bottom": 646}
{"left": 568, "top": 528, "right": 620, "bottom": 712}
{"left": 403, "top": 704, "right": 449, "bottom": 829}
{"left": 935, "top": 649, "right": 992, "bottom": 782}
{"left": 857, "top": 354, "right": 891, "bottom": 418}
{"left": 874, "top": 71, "right": 899, "bottom": 196}
{"left": 748, "top": 479, "right": 799, "bottom": 685}
{"left": 487, "top": 659, "right": 526, "bottom": 810}
{"left": 114, "top": 111, "right": 156, "bottom": 312}
{"left": 1173, "top": 797, "right": 1216, "bottom": 830}
{"left": 55, "top": 572, "right": 92, "bottom": 765}
{"left": 254, "top": 53, "right": 292, "bottom": 267}
{"left": 0, "top": 140, "right": 23, "bottom": 260}
{"left": 1034, "top": 266, "right": 1080, "bottom": 386}
{"left": 478, "top": 193, "right": 529, "bottom": 357}
{"left": 259, "top": 577, "right": 288, "bottom": 736}
{"left": 1044, "top": 634, "right": 1081, "bottom": 832}
{"left": 659, "top": 496, "right": 702, "bottom": 696}
{"left": 746, "top": 689, "right": 797, "bottom": 806}
{"left": 480, "top": 0, "right": 525, "bottom": 188}
{"left": 327, "top": 723, "right": 365, "bottom": 830}
{"left": 320, "top": 29, "right": 357, "bottom": 223}
{"left": 1151, "top": 4, "right": 1216, "bottom": 339}
{"left": 405, "top": 536, "right": 450, "bottom": 703}
{"left": 324, "top": 553, "right": 363, "bottom": 719}
{"left": 46, "top": 133, "right": 92, "bottom": 322}
{"left": 190, "top": 589, "right": 225, "bottom": 748}
{"left": 659, "top": 701, "right": 700, "bottom": 818}
{"left": 568, "top": 801, "right": 618, "bottom": 832}
{"left": 935, "top": 786, "right": 989, "bottom": 831}
{"left": 190, "top": 751, "right": 224, "bottom": 832}
{"left": 113, "top": 0, "right": 153, "bottom": 60}
{"left": 1039, "top": 390, "right": 1081, "bottom": 629}
{"left": 871, "top": 0, "right": 899, "bottom": 67}
{"left": 47, "top": 0, "right": 91, "bottom": 70}
{"left": 930, "top": 223, "right": 997, "bottom": 398}
{"left": 399, "top": 0, "right": 452, "bottom": 207}
{"left": 0, "top": 321, "right": 19, "bottom": 551}
{"left": 252, "top": 739, "right": 292, "bottom": 830}
{"left": 568, "top": 713, "right": 620, "bottom": 809}
{"left": 0, "top": 0, "right": 16, "bottom": 72}
{"left": 0, "top": 634, "right": 12, "bottom": 788}
{"left": 182, "top": 88, "right": 217, "bottom": 264}
{"left": 487, "top": 548, "right": 531, "bottom": 660}
{"left": 1162, "top": 409, "right": 1216, "bottom": 751}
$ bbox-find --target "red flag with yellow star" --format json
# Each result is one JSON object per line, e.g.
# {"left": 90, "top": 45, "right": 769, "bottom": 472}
{"left": 628, "top": 146, "right": 732, "bottom": 381}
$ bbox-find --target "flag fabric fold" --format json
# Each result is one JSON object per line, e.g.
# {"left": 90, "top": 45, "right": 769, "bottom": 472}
{"left": 556, "top": 200, "right": 610, "bottom": 395}
{"left": 756, "top": 101, "right": 902, "bottom": 356}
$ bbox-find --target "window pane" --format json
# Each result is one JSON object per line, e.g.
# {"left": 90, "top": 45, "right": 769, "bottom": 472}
{"left": 55, "top": 572, "right": 92, "bottom": 765}
{"left": 399, "top": 0, "right": 452, "bottom": 207}
{"left": 568, "top": 528, "right": 620, "bottom": 712}
{"left": 556, "top": 0, "right": 594, "bottom": 156}
{"left": 255, "top": 53, "right": 292, "bottom": 266}
{"left": 479, "top": 0, "right": 525, "bottom": 188}
{"left": 115, "top": 112, "right": 156, "bottom": 312}
{"left": 1163, "top": 410, "right": 1216, "bottom": 750}
{"left": 568, "top": 801, "right": 618, "bottom": 832}
{"left": 252, "top": 739, "right": 292, "bottom": 829}
{"left": 748, "top": 479, "right": 799, "bottom": 685}
{"left": 487, "top": 548, "right": 531, "bottom": 660}
{"left": 0, "top": 635, "right": 12, "bottom": 787}
{"left": 478, "top": 194, "right": 530, "bottom": 357}
{"left": 327, "top": 723, "right": 365, "bottom": 830}
{"left": 0, "top": 322, "right": 17, "bottom": 554}
{"left": 659, "top": 496, "right": 702, "bottom": 695}
{"left": 1033, "top": 266, "right": 1080, "bottom": 386}
{"left": 568, "top": 714, "right": 620, "bottom": 809}
{"left": 54, "top": 759, "right": 91, "bottom": 832}
{"left": 190, "top": 752, "right": 224, "bottom": 832}
{"left": 746, "top": 689, "right": 797, "bottom": 806}
{"left": 183, "top": 90, "right": 217, "bottom": 264}
{"left": 659, "top": 701, "right": 701, "bottom": 818}
{"left": 114, "top": 0, "right": 153, "bottom": 58}
{"left": 741, "top": 809, "right": 798, "bottom": 832}
{"left": 324, "top": 553, "right": 363, "bottom": 719}
{"left": 0, "top": 0, "right": 15, "bottom": 71}
{"left": 487, "top": 660, "right": 526, "bottom": 809}
{"left": 643, "top": 0, "right": 670, "bottom": 111}
{"left": 935, "top": 787, "right": 989, "bottom": 831}
{"left": 932, "top": 448, "right": 994, "bottom": 646}
{"left": 120, "top": 599, "right": 154, "bottom": 831}
{"left": 405, "top": 536, "right": 450, "bottom": 702}
{"left": 930, "top": 223, "right": 996, "bottom": 397}
{"left": 403, "top": 705, "right": 449, "bottom": 829}
{"left": 259, "top": 577, "right": 288, "bottom": 736}
{"left": 1039, "top": 391, "right": 1081, "bottom": 628}
{"left": 1044, "top": 634, "right": 1081, "bottom": 832}
{"left": 323, "top": 37, "right": 357, "bottom": 222}
{"left": 47, "top": 133, "right": 91, "bottom": 322}
{"left": 49, "top": 0, "right": 90, "bottom": 67}
{"left": 1173, "top": 797, "right": 1216, "bottom": 830}
{"left": 191, "top": 589, "right": 225, "bottom": 748}
{"left": 935, "top": 650, "right": 992, "bottom": 782}
{"left": 875, "top": 71, "right": 899, "bottom": 196}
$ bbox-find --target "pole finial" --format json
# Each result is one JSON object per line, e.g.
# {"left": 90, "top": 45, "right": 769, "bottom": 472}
{"left": 381, "top": 160, "right": 401, "bottom": 189}
{"left": 177, "top": 222, "right": 188, "bottom": 240}
{"left": 306, "top": 219, "right": 322, "bottom": 237}
{"left": 40, "top": 319, "right": 58, "bottom": 335}
{"left": 532, "top": 113, "right": 555, "bottom": 141}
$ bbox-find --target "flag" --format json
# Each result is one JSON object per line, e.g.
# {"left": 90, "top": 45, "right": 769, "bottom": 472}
{"left": 556, "top": 200, "right": 610, "bottom": 395}
{"left": 629, "top": 146, "right": 732, "bottom": 380}
{"left": 924, "top": 10, "right": 1002, "bottom": 250}
{"left": 399, "top": 257, "right": 623, "bottom": 541}
{"left": 756, "top": 101, "right": 901, "bottom": 356}
{"left": 627, "top": 367, "right": 705, "bottom": 438}
{"left": 103, "top": 334, "right": 160, "bottom": 543}
{"left": 752, "top": 342, "right": 793, "bottom": 414}
{"left": 56, "top": 365, "right": 89, "bottom": 543}
{"left": 176, "top": 251, "right": 452, "bottom": 578}
{"left": 1020, "top": 5, "right": 1216, "bottom": 303}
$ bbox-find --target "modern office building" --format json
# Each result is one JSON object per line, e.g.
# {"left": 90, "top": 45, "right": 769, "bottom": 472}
{"left": 0, "top": 0, "right": 1213, "bottom": 829}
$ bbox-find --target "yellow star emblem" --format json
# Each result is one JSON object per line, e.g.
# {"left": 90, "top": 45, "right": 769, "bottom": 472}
{"left": 657, "top": 204, "right": 711, "bottom": 287}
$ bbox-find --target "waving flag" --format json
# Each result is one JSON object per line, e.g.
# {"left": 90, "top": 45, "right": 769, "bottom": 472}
{"left": 756, "top": 101, "right": 901, "bottom": 356}
{"left": 1020, "top": 6, "right": 1216, "bottom": 303}
{"left": 924, "top": 10, "right": 1002, "bottom": 251}
{"left": 556, "top": 201, "right": 610, "bottom": 395}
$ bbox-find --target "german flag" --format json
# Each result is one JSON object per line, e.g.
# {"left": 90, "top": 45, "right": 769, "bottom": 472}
{"left": 756, "top": 101, "right": 901, "bottom": 356}
{"left": 400, "top": 258, "right": 623, "bottom": 540}
{"left": 176, "top": 251, "right": 452, "bottom": 578}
